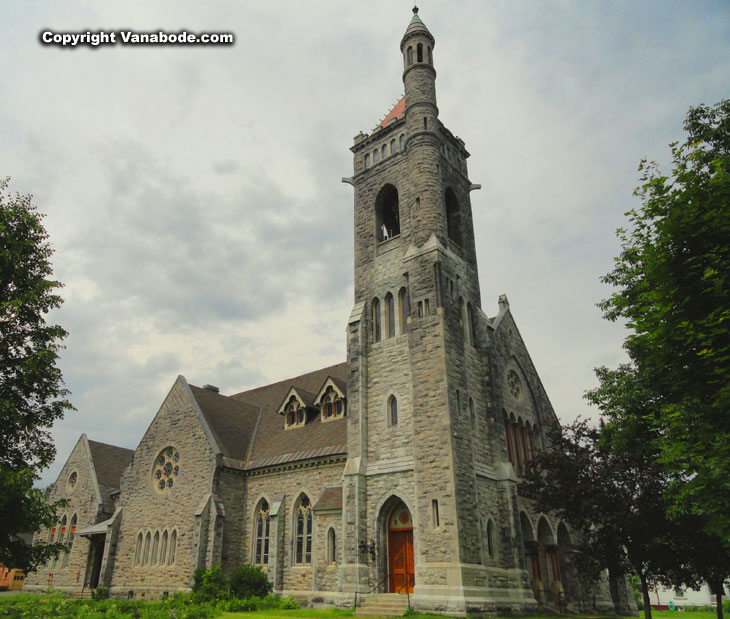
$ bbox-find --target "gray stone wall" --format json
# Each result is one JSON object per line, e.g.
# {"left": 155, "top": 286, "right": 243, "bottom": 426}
{"left": 25, "top": 436, "right": 105, "bottom": 593}
{"left": 108, "top": 379, "right": 217, "bottom": 599}
{"left": 243, "top": 460, "right": 344, "bottom": 595}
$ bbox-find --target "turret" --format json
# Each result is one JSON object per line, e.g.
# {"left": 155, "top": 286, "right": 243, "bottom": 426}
{"left": 401, "top": 7, "right": 445, "bottom": 248}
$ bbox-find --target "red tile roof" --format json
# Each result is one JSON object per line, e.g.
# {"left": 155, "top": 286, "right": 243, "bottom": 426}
{"left": 380, "top": 97, "right": 405, "bottom": 128}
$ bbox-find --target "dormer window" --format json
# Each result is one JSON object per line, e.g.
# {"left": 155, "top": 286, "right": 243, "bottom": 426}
{"left": 313, "top": 378, "right": 347, "bottom": 422}
{"left": 320, "top": 386, "right": 345, "bottom": 421}
{"left": 284, "top": 395, "right": 305, "bottom": 429}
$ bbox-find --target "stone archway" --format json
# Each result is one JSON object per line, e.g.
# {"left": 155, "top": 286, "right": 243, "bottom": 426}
{"left": 521, "top": 512, "right": 544, "bottom": 603}
{"left": 377, "top": 497, "right": 415, "bottom": 594}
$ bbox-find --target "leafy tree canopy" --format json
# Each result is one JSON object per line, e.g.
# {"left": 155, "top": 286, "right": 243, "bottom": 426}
{"left": 599, "top": 100, "right": 730, "bottom": 540}
{"left": 0, "top": 177, "right": 73, "bottom": 571}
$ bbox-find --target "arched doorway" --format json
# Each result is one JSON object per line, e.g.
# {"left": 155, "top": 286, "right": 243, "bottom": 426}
{"left": 387, "top": 501, "right": 414, "bottom": 593}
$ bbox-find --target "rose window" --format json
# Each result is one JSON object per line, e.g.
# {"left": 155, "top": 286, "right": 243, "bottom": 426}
{"left": 67, "top": 471, "right": 78, "bottom": 491}
{"left": 153, "top": 447, "right": 180, "bottom": 492}
{"left": 507, "top": 370, "right": 522, "bottom": 399}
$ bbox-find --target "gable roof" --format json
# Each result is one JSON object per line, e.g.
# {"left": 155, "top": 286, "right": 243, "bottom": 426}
{"left": 86, "top": 439, "right": 134, "bottom": 514}
{"left": 231, "top": 362, "right": 349, "bottom": 469}
{"left": 276, "top": 386, "right": 316, "bottom": 414}
{"left": 188, "top": 385, "right": 261, "bottom": 461}
{"left": 87, "top": 440, "right": 134, "bottom": 490}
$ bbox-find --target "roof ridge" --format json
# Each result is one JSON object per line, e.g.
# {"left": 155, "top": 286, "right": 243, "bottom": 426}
{"left": 86, "top": 439, "right": 134, "bottom": 454}
{"left": 231, "top": 361, "right": 347, "bottom": 399}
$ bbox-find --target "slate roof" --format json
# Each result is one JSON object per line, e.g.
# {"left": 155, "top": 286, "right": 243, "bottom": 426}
{"left": 230, "top": 362, "right": 349, "bottom": 470}
{"left": 87, "top": 440, "right": 134, "bottom": 514}
{"left": 189, "top": 385, "right": 260, "bottom": 461}
{"left": 313, "top": 486, "right": 343, "bottom": 511}
{"left": 87, "top": 440, "right": 134, "bottom": 490}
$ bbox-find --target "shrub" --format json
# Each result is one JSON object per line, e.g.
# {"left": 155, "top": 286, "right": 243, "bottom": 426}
{"left": 191, "top": 564, "right": 229, "bottom": 603}
{"left": 227, "top": 597, "right": 259, "bottom": 612}
{"left": 229, "top": 564, "right": 272, "bottom": 599}
{"left": 91, "top": 586, "right": 109, "bottom": 600}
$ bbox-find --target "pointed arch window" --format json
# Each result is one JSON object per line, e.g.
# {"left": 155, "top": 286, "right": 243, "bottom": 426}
{"left": 407, "top": 46, "right": 413, "bottom": 66}
{"left": 168, "top": 530, "right": 177, "bottom": 565}
{"left": 364, "top": 153, "right": 370, "bottom": 168}
{"left": 390, "top": 139, "right": 396, "bottom": 154}
{"left": 427, "top": 46, "right": 433, "bottom": 64}
{"left": 385, "top": 292, "right": 395, "bottom": 338}
{"left": 417, "top": 43, "right": 423, "bottom": 63}
{"left": 486, "top": 520, "right": 495, "bottom": 559}
{"left": 399, "top": 134, "right": 405, "bottom": 150}
{"left": 505, "top": 413, "right": 515, "bottom": 466}
{"left": 372, "top": 297, "right": 381, "bottom": 342}
{"left": 160, "top": 531, "right": 168, "bottom": 566}
{"left": 151, "top": 531, "right": 160, "bottom": 565}
{"left": 63, "top": 514, "right": 77, "bottom": 567}
{"left": 285, "top": 395, "right": 305, "bottom": 428}
{"left": 134, "top": 532, "right": 143, "bottom": 566}
{"left": 327, "top": 528, "right": 337, "bottom": 564}
{"left": 388, "top": 395, "right": 398, "bottom": 426}
{"left": 143, "top": 532, "right": 151, "bottom": 566}
{"left": 295, "top": 495, "right": 312, "bottom": 565}
{"left": 321, "top": 386, "right": 344, "bottom": 420}
{"left": 467, "top": 302, "right": 475, "bottom": 347}
{"left": 382, "top": 144, "right": 388, "bottom": 159}
{"left": 469, "top": 398, "right": 476, "bottom": 431}
{"left": 398, "top": 287, "right": 409, "bottom": 334}
{"left": 255, "top": 499, "right": 270, "bottom": 565}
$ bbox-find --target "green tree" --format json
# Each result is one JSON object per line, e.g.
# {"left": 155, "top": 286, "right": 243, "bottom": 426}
{"left": 599, "top": 99, "right": 730, "bottom": 541}
{"left": 0, "top": 177, "right": 74, "bottom": 571}
{"left": 523, "top": 411, "right": 677, "bottom": 619}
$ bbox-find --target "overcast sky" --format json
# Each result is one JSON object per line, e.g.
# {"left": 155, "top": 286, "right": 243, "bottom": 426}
{"left": 1, "top": 1, "right": 728, "bottom": 487}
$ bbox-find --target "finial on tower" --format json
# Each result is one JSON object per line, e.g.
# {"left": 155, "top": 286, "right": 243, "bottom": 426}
{"left": 413, "top": 5, "right": 419, "bottom": 14}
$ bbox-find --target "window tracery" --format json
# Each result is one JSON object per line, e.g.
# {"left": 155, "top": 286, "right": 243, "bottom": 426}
{"left": 294, "top": 495, "right": 312, "bottom": 565}
{"left": 284, "top": 395, "right": 306, "bottom": 429}
{"left": 254, "top": 499, "right": 270, "bottom": 565}
{"left": 153, "top": 447, "right": 180, "bottom": 493}
{"left": 320, "top": 386, "right": 344, "bottom": 420}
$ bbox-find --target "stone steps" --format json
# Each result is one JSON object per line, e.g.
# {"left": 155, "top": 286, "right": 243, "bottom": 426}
{"left": 355, "top": 593, "right": 410, "bottom": 617}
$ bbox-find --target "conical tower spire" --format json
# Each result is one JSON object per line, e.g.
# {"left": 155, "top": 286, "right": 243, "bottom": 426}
{"left": 401, "top": 6, "right": 434, "bottom": 50}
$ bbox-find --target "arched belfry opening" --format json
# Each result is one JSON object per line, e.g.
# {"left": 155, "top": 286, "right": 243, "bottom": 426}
{"left": 377, "top": 497, "right": 415, "bottom": 594}
{"left": 445, "top": 187, "right": 462, "bottom": 245}
{"left": 375, "top": 184, "right": 400, "bottom": 242}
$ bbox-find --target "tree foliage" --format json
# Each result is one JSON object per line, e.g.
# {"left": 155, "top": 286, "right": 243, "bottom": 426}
{"left": 599, "top": 100, "right": 730, "bottom": 541}
{"left": 523, "top": 407, "right": 676, "bottom": 619}
{"left": 0, "top": 177, "right": 73, "bottom": 571}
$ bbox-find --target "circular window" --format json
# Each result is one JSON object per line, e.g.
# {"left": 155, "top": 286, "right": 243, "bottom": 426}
{"left": 507, "top": 370, "right": 522, "bottom": 400}
{"left": 153, "top": 447, "right": 180, "bottom": 493}
{"left": 67, "top": 471, "right": 78, "bottom": 491}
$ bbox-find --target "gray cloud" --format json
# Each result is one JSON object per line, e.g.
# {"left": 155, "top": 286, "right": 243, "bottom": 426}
{"left": 0, "top": 0, "right": 727, "bottom": 485}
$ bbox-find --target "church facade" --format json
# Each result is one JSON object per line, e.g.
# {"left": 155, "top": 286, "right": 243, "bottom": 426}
{"left": 26, "top": 10, "right": 634, "bottom": 615}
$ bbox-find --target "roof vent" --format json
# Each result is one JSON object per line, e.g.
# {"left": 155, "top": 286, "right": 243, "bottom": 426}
{"left": 203, "top": 384, "right": 220, "bottom": 393}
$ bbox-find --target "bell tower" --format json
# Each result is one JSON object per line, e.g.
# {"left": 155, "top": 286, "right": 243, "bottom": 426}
{"left": 340, "top": 7, "right": 494, "bottom": 611}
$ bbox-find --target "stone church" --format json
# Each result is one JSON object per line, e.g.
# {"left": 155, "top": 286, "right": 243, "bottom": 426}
{"left": 26, "top": 9, "right": 634, "bottom": 615}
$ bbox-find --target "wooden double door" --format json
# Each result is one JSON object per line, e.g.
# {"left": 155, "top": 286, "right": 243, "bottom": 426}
{"left": 388, "top": 527, "right": 414, "bottom": 593}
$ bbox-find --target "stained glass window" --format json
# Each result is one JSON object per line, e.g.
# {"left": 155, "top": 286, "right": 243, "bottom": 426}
{"left": 295, "top": 495, "right": 312, "bottom": 564}
{"left": 152, "top": 447, "right": 180, "bottom": 493}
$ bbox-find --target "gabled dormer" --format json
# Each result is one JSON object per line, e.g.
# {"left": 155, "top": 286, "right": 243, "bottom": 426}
{"left": 277, "top": 387, "right": 316, "bottom": 429}
{"left": 313, "top": 376, "right": 347, "bottom": 422}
